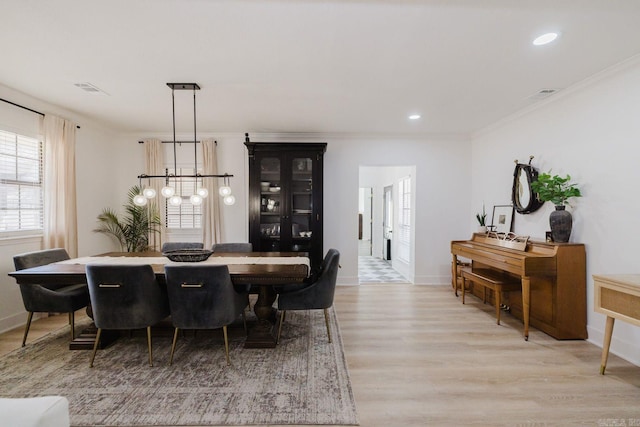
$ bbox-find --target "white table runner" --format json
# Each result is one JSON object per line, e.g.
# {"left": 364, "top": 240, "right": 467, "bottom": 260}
{"left": 57, "top": 255, "right": 310, "bottom": 270}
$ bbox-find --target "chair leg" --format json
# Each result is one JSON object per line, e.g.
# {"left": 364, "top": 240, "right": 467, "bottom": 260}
{"left": 22, "top": 312, "right": 34, "bottom": 347}
{"left": 69, "top": 311, "right": 75, "bottom": 341}
{"left": 169, "top": 328, "right": 179, "bottom": 366}
{"left": 147, "top": 326, "right": 153, "bottom": 367}
{"left": 90, "top": 328, "right": 102, "bottom": 368}
{"left": 222, "top": 325, "right": 230, "bottom": 365}
{"left": 324, "top": 308, "right": 332, "bottom": 343}
{"left": 277, "top": 310, "right": 286, "bottom": 344}
{"left": 495, "top": 289, "right": 502, "bottom": 325}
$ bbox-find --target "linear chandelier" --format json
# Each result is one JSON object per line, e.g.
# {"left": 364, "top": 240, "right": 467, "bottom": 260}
{"left": 134, "top": 83, "right": 235, "bottom": 206}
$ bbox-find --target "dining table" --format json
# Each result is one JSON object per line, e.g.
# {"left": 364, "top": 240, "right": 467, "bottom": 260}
{"left": 8, "top": 251, "right": 310, "bottom": 349}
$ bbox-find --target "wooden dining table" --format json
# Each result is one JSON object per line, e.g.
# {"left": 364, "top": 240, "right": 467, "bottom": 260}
{"left": 8, "top": 251, "right": 310, "bottom": 349}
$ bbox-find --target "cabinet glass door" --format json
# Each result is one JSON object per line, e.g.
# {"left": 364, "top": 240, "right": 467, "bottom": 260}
{"left": 259, "top": 157, "right": 281, "bottom": 251}
{"left": 290, "top": 156, "right": 313, "bottom": 253}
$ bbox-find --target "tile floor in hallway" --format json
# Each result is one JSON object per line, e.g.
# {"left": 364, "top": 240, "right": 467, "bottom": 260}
{"left": 358, "top": 255, "right": 408, "bottom": 283}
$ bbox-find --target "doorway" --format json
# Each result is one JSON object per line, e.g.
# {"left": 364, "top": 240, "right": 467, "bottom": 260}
{"left": 358, "top": 166, "right": 414, "bottom": 284}
{"left": 358, "top": 187, "right": 373, "bottom": 256}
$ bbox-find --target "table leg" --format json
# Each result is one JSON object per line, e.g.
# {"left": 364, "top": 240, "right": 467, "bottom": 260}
{"left": 245, "top": 285, "right": 278, "bottom": 348}
{"left": 521, "top": 276, "right": 530, "bottom": 341}
{"left": 452, "top": 255, "right": 459, "bottom": 296}
{"left": 69, "top": 306, "right": 118, "bottom": 350}
{"left": 600, "top": 316, "right": 615, "bottom": 375}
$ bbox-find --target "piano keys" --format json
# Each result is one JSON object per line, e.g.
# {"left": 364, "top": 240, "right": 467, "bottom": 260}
{"left": 451, "top": 233, "right": 587, "bottom": 340}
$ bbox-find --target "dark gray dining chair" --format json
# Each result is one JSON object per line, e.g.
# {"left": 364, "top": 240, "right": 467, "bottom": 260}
{"left": 161, "top": 242, "right": 204, "bottom": 252}
{"left": 13, "top": 248, "right": 89, "bottom": 347}
{"left": 276, "top": 248, "right": 340, "bottom": 344}
{"left": 85, "top": 264, "right": 170, "bottom": 367}
{"left": 164, "top": 264, "right": 249, "bottom": 365}
{"left": 211, "top": 242, "right": 254, "bottom": 294}
{"left": 211, "top": 242, "right": 253, "bottom": 253}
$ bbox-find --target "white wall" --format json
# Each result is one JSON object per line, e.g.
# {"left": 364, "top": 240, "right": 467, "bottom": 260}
{"left": 471, "top": 57, "right": 640, "bottom": 367}
{"left": 327, "top": 136, "right": 470, "bottom": 285}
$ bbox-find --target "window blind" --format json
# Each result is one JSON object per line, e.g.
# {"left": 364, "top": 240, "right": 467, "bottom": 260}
{"left": 0, "top": 129, "right": 44, "bottom": 233}
{"left": 165, "top": 167, "right": 202, "bottom": 229}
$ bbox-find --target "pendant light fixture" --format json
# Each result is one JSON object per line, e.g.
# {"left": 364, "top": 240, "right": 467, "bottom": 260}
{"left": 135, "top": 83, "right": 235, "bottom": 206}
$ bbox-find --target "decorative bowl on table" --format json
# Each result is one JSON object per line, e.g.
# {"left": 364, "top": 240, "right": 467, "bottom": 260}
{"left": 163, "top": 249, "right": 213, "bottom": 262}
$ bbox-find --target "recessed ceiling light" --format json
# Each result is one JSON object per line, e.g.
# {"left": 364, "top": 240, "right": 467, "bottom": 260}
{"left": 408, "top": 114, "right": 421, "bottom": 120}
{"left": 533, "top": 32, "right": 559, "bottom": 46}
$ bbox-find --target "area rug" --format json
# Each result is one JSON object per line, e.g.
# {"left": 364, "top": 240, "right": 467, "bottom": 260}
{"left": 0, "top": 308, "right": 358, "bottom": 426}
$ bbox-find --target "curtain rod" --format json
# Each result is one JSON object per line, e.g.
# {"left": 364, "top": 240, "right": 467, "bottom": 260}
{"left": 138, "top": 140, "right": 216, "bottom": 145}
{"left": 0, "top": 97, "right": 81, "bottom": 129}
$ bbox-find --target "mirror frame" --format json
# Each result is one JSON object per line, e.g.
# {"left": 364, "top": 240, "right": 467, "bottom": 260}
{"left": 511, "top": 162, "right": 544, "bottom": 214}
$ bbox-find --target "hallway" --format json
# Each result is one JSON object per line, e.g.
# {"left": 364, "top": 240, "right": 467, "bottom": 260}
{"left": 358, "top": 255, "right": 408, "bottom": 283}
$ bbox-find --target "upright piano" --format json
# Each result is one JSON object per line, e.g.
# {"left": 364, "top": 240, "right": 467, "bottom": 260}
{"left": 451, "top": 233, "right": 587, "bottom": 340}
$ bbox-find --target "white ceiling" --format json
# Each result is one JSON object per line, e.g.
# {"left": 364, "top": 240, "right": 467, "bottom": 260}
{"left": 2, "top": 0, "right": 640, "bottom": 137}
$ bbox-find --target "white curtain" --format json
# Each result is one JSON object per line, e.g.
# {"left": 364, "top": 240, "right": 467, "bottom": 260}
{"left": 202, "top": 139, "right": 222, "bottom": 248}
{"left": 144, "top": 139, "right": 165, "bottom": 251}
{"left": 42, "top": 115, "right": 78, "bottom": 257}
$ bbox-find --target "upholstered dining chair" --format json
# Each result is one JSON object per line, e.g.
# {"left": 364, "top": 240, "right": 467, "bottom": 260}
{"left": 164, "top": 264, "right": 249, "bottom": 365}
{"left": 276, "top": 248, "right": 340, "bottom": 344}
{"left": 211, "top": 242, "right": 254, "bottom": 294}
{"left": 161, "top": 242, "right": 204, "bottom": 252}
{"left": 13, "top": 248, "right": 90, "bottom": 347}
{"left": 211, "top": 242, "right": 252, "bottom": 253}
{"left": 85, "top": 264, "right": 170, "bottom": 367}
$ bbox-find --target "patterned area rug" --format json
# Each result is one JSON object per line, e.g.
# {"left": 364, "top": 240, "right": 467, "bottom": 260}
{"left": 358, "top": 256, "right": 408, "bottom": 283}
{"left": 0, "top": 309, "right": 358, "bottom": 426}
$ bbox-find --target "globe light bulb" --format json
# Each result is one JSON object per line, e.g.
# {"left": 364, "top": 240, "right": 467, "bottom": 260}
{"left": 223, "top": 194, "right": 236, "bottom": 206}
{"left": 218, "top": 185, "right": 232, "bottom": 197}
{"left": 196, "top": 187, "right": 209, "bottom": 198}
{"left": 161, "top": 186, "right": 175, "bottom": 198}
{"left": 133, "top": 194, "right": 148, "bottom": 206}
{"left": 142, "top": 187, "right": 157, "bottom": 199}
{"left": 169, "top": 195, "right": 182, "bottom": 206}
{"left": 190, "top": 194, "right": 203, "bottom": 206}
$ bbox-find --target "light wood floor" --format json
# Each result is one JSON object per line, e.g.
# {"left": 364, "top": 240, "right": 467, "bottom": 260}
{"left": 1, "top": 284, "right": 639, "bottom": 427}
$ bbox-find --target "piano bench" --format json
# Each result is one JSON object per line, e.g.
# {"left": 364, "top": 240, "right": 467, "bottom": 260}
{"left": 460, "top": 268, "right": 521, "bottom": 325}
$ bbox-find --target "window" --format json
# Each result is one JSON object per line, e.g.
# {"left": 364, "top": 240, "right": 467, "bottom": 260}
{"left": 165, "top": 167, "right": 202, "bottom": 229}
{"left": 0, "top": 129, "right": 43, "bottom": 234}
{"left": 397, "top": 176, "right": 411, "bottom": 263}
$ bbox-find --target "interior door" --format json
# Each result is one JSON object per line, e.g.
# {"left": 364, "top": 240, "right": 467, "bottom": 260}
{"left": 383, "top": 185, "right": 393, "bottom": 260}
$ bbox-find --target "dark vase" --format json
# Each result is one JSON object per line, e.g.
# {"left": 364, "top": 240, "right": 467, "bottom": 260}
{"left": 549, "top": 205, "right": 572, "bottom": 243}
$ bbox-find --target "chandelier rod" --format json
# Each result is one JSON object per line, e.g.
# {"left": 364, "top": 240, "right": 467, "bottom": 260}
{"left": 138, "top": 172, "right": 233, "bottom": 179}
{"left": 171, "top": 87, "right": 178, "bottom": 175}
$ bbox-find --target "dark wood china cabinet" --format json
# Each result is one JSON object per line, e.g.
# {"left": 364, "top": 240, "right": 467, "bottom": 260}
{"left": 244, "top": 134, "right": 327, "bottom": 275}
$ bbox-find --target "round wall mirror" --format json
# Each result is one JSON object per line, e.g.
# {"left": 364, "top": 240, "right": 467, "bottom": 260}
{"left": 512, "top": 162, "right": 544, "bottom": 214}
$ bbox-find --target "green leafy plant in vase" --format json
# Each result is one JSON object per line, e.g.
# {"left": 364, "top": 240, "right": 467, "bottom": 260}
{"left": 94, "top": 185, "right": 162, "bottom": 252}
{"left": 530, "top": 173, "right": 582, "bottom": 243}
{"left": 475, "top": 204, "right": 487, "bottom": 233}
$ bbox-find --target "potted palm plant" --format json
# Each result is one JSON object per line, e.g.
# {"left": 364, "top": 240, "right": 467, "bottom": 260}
{"left": 530, "top": 172, "right": 581, "bottom": 242}
{"left": 94, "top": 186, "right": 162, "bottom": 252}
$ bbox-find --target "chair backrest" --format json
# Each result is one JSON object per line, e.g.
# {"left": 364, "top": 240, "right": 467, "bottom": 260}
{"left": 161, "top": 242, "right": 204, "bottom": 252}
{"left": 211, "top": 243, "right": 253, "bottom": 253}
{"left": 313, "top": 248, "right": 340, "bottom": 308}
{"left": 278, "top": 248, "right": 340, "bottom": 310}
{"left": 13, "top": 249, "right": 70, "bottom": 271}
{"left": 85, "top": 264, "right": 169, "bottom": 330}
{"left": 164, "top": 264, "right": 247, "bottom": 329}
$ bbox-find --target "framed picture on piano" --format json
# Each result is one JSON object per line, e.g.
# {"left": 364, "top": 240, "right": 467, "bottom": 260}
{"left": 491, "top": 205, "right": 514, "bottom": 233}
